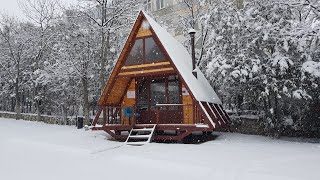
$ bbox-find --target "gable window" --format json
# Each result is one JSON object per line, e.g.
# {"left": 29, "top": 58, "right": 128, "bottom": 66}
{"left": 125, "top": 36, "right": 165, "bottom": 65}
{"left": 126, "top": 39, "right": 143, "bottom": 65}
{"left": 156, "top": 0, "right": 165, "bottom": 10}
{"left": 145, "top": 37, "right": 164, "bottom": 63}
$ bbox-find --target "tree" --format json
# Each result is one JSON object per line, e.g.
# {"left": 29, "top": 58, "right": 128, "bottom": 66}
{"left": 77, "top": 0, "right": 143, "bottom": 94}
{"left": 205, "top": 0, "right": 320, "bottom": 137}
{"left": 0, "top": 16, "right": 33, "bottom": 119}
{"left": 19, "top": 0, "right": 60, "bottom": 120}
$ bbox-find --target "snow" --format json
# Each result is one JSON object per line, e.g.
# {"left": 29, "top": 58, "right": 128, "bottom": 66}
{"left": 272, "top": 52, "right": 292, "bottom": 71}
{"left": 292, "top": 89, "right": 311, "bottom": 100}
{"left": 302, "top": 61, "right": 320, "bottom": 77}
{"left": 142, "top": 11, "right": 222, "bottom": 104}
{"left": 1, "top": 118, "right": 320, "bottom": 180}
{"left": 188, "top": 28, "right": 196, "bottom": 34}
{"left": 283, "top": 116, "right": 294, "bottom": 126}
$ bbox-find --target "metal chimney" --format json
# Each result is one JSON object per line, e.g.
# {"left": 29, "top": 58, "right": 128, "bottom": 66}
{"left": 188, "top": 28, "right": 197, "bottom": 78}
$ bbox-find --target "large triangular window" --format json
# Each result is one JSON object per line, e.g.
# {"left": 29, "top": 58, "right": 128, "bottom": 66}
{"left": 125, "top": 36, "right": 165, "bottom": 65}
{"left": 145, "top": 37, "right": 164, "bottom": 63}
{"left": 126, "top": 39, "right": 143, "bottom": 65}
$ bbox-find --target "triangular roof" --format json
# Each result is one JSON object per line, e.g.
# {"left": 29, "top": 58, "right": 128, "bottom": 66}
{"left": 142, "top": 11, "right": 222, "bottom": 104}
{"left": 98, "top": 11, "right": 222, "bottom": 106}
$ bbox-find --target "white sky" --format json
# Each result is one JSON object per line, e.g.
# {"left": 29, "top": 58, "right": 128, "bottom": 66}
{"left": 0, "top": 0, "right": 78, "bottom": 20}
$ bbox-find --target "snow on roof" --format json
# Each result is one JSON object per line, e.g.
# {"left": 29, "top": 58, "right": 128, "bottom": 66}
{"left": 188, "top": 28, "right": 196, "bottom": 34}
{"left": 142, "top": 11, "right": 222, "bottom": 104}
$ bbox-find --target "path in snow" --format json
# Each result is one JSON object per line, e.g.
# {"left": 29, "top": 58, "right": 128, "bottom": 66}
{"left": 0, "top": 118, "right": 319, "bottom": 180}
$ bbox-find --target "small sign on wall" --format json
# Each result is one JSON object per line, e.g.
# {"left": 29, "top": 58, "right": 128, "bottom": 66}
{"left": 127, "top": 91, "right": 135, "bottom": 98}
{"left": 182, "top": 87, "right": 189, "bottom": 96}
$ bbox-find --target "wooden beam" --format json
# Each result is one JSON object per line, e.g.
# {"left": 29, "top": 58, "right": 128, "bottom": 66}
{"left": 98, "top": 12, "right": 143, "bottom": 106}
{"left": 120, "top": 64, "right": 173, "bottom": 73}
{"left": 218, "top": 104, "right": 232, "bottom": 124}
{"left": 92, "top": 107, "right": 103, "bottom": 126}
{"left": 102, "top": 106, "right": 106, "bottom": 127}
{"left": 215, "top": 104, "right": 229, "bottom": 125}
{"left": 210, "top": 103, "right": 226, "bottom": 124}
{"left": 118, "top": 67, "right": 174, "bottom": 76}
{"left": 121, "top": 61, "right": 170, "bottom": 70}
{"left": 198, "top": 101, "right": 216, "bottom": 129}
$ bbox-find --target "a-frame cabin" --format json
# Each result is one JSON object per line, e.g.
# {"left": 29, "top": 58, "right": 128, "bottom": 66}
{"left": 91, "top": 11, "right": 230, "bottom": 143}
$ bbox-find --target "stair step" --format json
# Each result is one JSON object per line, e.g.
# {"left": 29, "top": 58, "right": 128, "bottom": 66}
{"left": 125, "top": 124, "right": 157, "bottom": 146}
{"left": 126, "top": 142, "right": 147, "bottom": 146}
{"left": 129, "top": 135, "right": 150, "bottom": 139}
{"left": 131, "top": 128, "right": 153, "bottom": 132}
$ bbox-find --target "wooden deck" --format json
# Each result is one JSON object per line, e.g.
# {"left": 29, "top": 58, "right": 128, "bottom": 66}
{"left": 92, "top": 124, "right": 213, "bottom": 142}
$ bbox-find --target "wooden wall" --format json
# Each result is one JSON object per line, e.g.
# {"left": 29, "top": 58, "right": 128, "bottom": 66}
{"left": 106, "top": 77, "right": 131, "bottom": 105}
{"left": 182, "top": 83, "right": 194, "bottom": 124}
{"left": 121, "top": 79, "right": 136, "bottom": 125}
{"left": 136, "top": 22, "right": 152, "bottom": 37}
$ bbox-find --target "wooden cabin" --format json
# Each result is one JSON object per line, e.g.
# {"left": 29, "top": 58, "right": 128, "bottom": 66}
{"left": 91, "top": 11, "right": 230, "bottom": 143}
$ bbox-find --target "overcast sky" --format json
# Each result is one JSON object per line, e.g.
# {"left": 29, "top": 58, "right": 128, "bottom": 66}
{"left": 0, "top": 0, "right": 78, "bottom": 20}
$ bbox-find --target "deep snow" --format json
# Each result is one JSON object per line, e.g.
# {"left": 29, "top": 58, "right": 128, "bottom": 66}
{"left": 0, "top": 118, "right": 319, "bottom": 180}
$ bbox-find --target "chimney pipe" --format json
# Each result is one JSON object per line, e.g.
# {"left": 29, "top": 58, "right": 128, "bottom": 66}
{"left": 188, "top": 28, "right": 197, "bottom": 78}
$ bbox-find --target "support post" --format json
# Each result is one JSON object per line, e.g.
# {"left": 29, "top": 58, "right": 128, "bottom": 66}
{"left": 91, "top": 107, "right": 103, "bottom": 126}
{"left": 156, "top": 106, "right": 160, "bottom": 124}
{"left": 107, "top": 107, "right": 110, "bottom": 124}
{"left": 102, "top": 106, "right": 106, "bottom": 127}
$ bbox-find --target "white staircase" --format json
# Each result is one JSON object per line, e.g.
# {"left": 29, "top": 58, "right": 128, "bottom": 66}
{"left": 125, "top": 124, "right": 156, "bottom": 146}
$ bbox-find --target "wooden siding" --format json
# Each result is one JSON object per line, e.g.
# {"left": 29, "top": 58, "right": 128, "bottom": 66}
{"left": 182, "top": 84, "right": 193, "bottom": 124}
{"left": 106, "top": 77, "right": 131, "bottom": 105}
{"left": 121, "top": 79, "right": 136, "bottom": 125}
{"left": 136, "top": 24, "right": 152, "bottom": 37}
{"left": 98, "top": 13, "right": 144, "bottom": 106}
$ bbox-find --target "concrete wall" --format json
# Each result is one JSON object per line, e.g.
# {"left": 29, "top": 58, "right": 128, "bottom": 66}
{"left": 218, "top": 115, "right": 320, "bottom": 139}
{"left": 0, "top": 111, "right": 76, "bottom": 126}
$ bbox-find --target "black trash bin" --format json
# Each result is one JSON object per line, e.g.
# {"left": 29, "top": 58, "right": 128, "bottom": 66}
{"left": 77, "top": 117, "right": 84, "bottom": 129}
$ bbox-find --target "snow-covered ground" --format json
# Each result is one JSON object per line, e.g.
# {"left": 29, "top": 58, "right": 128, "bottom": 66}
{"left": 0, "top": 118, "right": 319, "bottom": 180}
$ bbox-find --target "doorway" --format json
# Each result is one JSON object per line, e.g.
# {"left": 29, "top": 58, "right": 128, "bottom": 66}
{"left": 136, "top": 76, "right": 182, "bottom": 124}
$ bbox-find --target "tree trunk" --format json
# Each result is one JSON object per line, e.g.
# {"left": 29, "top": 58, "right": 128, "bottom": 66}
{"left": 15, "top": 60, "right": 21, "bottom": 120}
{"left": 99, "top": 2, "right": 108, "bottom": 94}
{"left": 36, "top": 100, "right": 41, "bottom": 121}
{"left": 273, "top": 92, "right": 281, "bottom": 138}
{"left": 82, "top": 76, "right": 90, "bottom": 125}
{"left": 99, "top": 30, "right": 108, "bottom": 94}
{"left": 15, "top": 81, "right": 21, "bottom": 120}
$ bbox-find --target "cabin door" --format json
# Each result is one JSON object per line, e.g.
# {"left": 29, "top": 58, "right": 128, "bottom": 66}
{"left": 136, "top": 76, "right": 183, "bottom": 124}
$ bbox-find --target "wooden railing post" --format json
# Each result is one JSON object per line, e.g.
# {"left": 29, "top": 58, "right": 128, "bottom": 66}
{"left": 91, "top": 107, "right": 102, "bottom": 126}
{"left": 107, "top": 107, "right": 109, "bottom": 124}
{"left": 102, "top": 106, "right": 106, "bottom": 127}
{"left": 156, "top": 106, "right": 160, "bottom": 124}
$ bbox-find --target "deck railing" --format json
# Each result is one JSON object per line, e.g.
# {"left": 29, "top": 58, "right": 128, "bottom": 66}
{"left": 93, "top": 103, "right": 202, "bottom": 126}
{"left": 155, "top": 104, "right": 197, "bottom": 124}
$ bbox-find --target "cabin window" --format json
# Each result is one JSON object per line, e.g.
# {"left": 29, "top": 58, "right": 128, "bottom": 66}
{"left": 125, "top": 36, "right": 165, "bottom": 65}
{"left": 150, "top": 79, "right": 166, "bottom": 110}
{"left": 145, "top": 37, "right": 165, "bottom": 63}
{"left": 126, "top": 39, "right": 143, "bottom": 65}
{"left": 168, "top": 76, "right": 180, "bottom": 110}
{"left": 137, "top": 80, "right": 149, "bottom": 111}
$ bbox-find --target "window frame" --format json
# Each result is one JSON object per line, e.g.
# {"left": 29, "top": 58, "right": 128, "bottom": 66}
{"left": 125, "top": 38, "right": 144, "bottom": 66}
{"left": 137, "top": 76, "right": 181, "bottom": 111}
{"left": 125, "top": 35, "right": 166, "bottom": 66}
{"left": 144, "top": 0, "right": 152, "bottom": 12}
{"left": 156, "top": 0, "right": 165, "bottom": 10}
